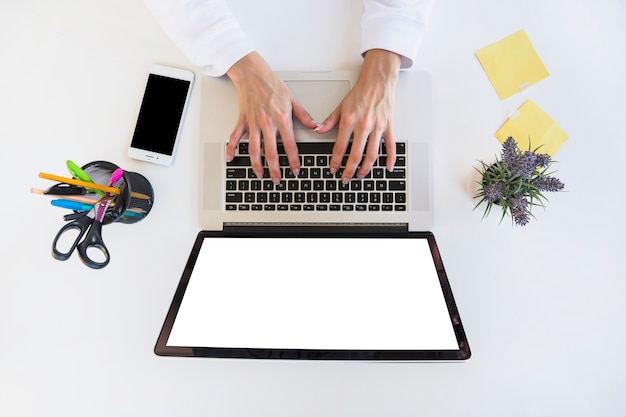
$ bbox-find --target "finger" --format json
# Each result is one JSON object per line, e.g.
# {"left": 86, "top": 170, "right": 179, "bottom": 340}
{"left": 278, "top": 122, "right": 301, "bottom": 177}
{"left": 356, "top": 131, "right": 383, "bottom": 179}
{"left": 314, "top": 107, "right": 340, "bottom": 134}
{"left": 383, "top": 129, "right": 396, "bottom": 172}
{"left": 248, "top": 127, "right": 264, "bottom": 179}
{"left": 341, "top": 125, "right": 366, "bottom": 183}
{"left": 226, "top": 119, "right": 247, "bottom": 162}
{"left": 292, "top": 100, "right": 317, "bottom": 129}
{"left": 324, "top": 108, "right": 348, "bottom": 174}
{"left": 262, "top": 128, "right": 281, "bottom": 184}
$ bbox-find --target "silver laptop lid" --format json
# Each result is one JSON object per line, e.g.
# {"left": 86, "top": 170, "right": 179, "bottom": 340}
{"left": 199, "top": 70, "right": 433, "bottom": 231}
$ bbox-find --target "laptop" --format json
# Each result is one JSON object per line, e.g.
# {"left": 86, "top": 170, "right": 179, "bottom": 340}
{"left": 198, "top": 70, "right": 433, "bottom": 230}
{"left": 154, "top": 71, "right": 471, "bottom": 360}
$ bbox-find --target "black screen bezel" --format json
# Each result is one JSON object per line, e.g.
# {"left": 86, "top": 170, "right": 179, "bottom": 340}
{"left": 154, "top": 229, "right": 471, "bottom": 361}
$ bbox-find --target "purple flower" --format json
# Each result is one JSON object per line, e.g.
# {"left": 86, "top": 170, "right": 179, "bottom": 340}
{"left": 508, "top": 196, "right": 530, "bottom": 226}
{"left": 534, "top": 153, "right": 552, "bottom": 168}
{"left": 533, "top": 176, "right": 565, "bottom": 192}
{"left": 516, "top": 151, "right": 539, "bottom": 179}
{"left": 483, "top": 183, "right": 504, "bottom": 203}
{"left": 501, "top": 137, "right": 518, "bottom": 169}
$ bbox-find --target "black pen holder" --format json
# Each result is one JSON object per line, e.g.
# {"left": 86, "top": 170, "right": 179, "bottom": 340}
{"left": 81, "top": 161, "right": 154, "bottom": 224}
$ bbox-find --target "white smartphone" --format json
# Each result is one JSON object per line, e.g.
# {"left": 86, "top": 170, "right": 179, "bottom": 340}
{"left": 128, "top": 64, "right": 195, "bottom": 166}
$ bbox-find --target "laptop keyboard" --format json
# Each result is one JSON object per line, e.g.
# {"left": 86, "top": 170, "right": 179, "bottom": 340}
{"left": 225, "top": 141, "right": 407, "bottom": 212}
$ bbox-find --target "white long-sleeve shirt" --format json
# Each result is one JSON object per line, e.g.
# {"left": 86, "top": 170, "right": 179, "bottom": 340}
{"left": 143, "top": 0, "right": 433, "bottom": 76}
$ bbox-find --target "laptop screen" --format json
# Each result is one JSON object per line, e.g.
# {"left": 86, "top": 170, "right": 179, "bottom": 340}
{"left": 155, "top": 230, "right": 470, "bottom": 360}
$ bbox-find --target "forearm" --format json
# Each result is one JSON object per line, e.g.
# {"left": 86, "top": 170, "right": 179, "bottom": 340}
{"left": 143, "top": 0, "right": 254, "bottom": 76}
{"left": 360, "top": 0, "right": 434, "bottom": 69}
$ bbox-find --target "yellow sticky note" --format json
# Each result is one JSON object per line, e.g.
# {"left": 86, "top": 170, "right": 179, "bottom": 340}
{"left": 495, "top": 99, "right": 568, "bottom": 156}
{"left": 476, "top": 30, "right": 549, "bottom": 100}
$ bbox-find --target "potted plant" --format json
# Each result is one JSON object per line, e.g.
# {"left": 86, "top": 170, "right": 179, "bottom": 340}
{"left": 474, "top": 136, "right": 565, "bottom": 226}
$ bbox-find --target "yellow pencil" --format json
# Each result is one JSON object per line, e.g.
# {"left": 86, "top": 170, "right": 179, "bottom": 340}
{"left": 38, "top": 172, "right": 151, "bottom": 200}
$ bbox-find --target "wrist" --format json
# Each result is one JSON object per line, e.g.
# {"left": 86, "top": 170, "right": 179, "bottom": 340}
{"left": 360, "top": 49, "right": 402, "bottom": 85}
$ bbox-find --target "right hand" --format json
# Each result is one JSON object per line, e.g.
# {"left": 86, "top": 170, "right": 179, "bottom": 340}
{"left": 225, "top": 52, "right": 318, "bottom": 184}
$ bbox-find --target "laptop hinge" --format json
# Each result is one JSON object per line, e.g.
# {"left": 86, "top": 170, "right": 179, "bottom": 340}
{"left": 223, "top": 223, "right": 409, "bottom": 237}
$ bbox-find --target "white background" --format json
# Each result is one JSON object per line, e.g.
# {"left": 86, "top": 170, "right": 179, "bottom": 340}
{"left": 1, "top": 1, "right": 625, "bottom": 416}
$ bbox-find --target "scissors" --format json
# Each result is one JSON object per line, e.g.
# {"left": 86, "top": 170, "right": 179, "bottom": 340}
{"left": 51, "top": 169, "right": 123, "bottom": 269}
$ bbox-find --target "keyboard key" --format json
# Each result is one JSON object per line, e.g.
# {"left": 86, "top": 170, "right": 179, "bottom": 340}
{"left": 226, "top": 204, "right": 237, "bottom": 211}
{"left": 389, "top": 181, "right": 406, "bottom": 191}
{"left": 226, "top": 193, "right": 243, "bottom": 203}
{"left": 227, "top": 168, "right": 246, "bottom": 178}
{"left": 227, "top": 156, "right": 252, "bottom": 167}
{"left": 386, "top": 168, "right": 406, "bottom": 179}
{"left": 395, "top": 205, "right": 407, "bottom": 211}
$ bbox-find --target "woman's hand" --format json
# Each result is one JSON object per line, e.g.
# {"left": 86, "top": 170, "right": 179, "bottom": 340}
{"left": 315, "top": 49, "right": 402, "bottom": 183}
{"left": 226, "top": 52, "right": 318, "bottom": 183}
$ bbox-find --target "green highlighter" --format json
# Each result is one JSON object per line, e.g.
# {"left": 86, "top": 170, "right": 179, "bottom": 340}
{"left": 66, "top": 160, "right": 104, "bottom": 196}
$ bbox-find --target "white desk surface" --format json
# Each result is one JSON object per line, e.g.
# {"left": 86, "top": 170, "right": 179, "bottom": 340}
{"left": 1, "top": 1, "right": 625, "bottom": 416}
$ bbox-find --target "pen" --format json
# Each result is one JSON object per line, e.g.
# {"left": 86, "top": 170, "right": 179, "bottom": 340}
{"left": 66, "top": 160, "right": 104, "bottom": 196}
{"left": 31, "top": 188, "right": 98, "bottom": 205}
{"left": 50, "top": 199, "right": 144, "bottom": 217}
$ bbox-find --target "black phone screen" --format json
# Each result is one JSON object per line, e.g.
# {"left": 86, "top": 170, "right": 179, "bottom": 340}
{"left": 130, "top": 74, "right": 191, "bottom": 155}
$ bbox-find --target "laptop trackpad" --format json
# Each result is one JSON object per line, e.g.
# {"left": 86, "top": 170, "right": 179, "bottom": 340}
{"left": 285, "top": 80, "right": 350, "bottom": 130}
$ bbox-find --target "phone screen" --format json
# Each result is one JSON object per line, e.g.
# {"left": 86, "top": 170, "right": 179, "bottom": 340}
{"left": 130, "top": 74, "right": 191, "bottom": 155}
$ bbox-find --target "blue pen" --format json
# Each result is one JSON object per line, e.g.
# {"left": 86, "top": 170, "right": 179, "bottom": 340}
{"left": 51, "top": 199, "right": 141, "bottom": 217}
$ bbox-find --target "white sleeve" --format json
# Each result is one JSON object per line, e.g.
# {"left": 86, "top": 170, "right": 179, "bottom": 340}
{"left": 142, "top": 0, "right": 255, "bottom": 77}
{"left": 360, "top": 0, "right": 434, "bottom": 69}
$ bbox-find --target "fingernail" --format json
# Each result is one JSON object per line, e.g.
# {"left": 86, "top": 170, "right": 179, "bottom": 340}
{"left": 330, "top": 167, "right": 337, "bottom": 174}
{"left": 292, "top": 167, "right": 300, "bottom": 176}
{"left": 342, "top": 177, "right": 350, "bottom": 184}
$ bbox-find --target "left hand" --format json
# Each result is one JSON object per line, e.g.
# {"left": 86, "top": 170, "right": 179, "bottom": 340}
{"left": 314, "top": 49, "right": 402, "bottom": 183}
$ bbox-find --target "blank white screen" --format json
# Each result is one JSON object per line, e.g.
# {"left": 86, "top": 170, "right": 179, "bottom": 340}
{"left": 167, "top": 237, "right": 459, "bottom": 350}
